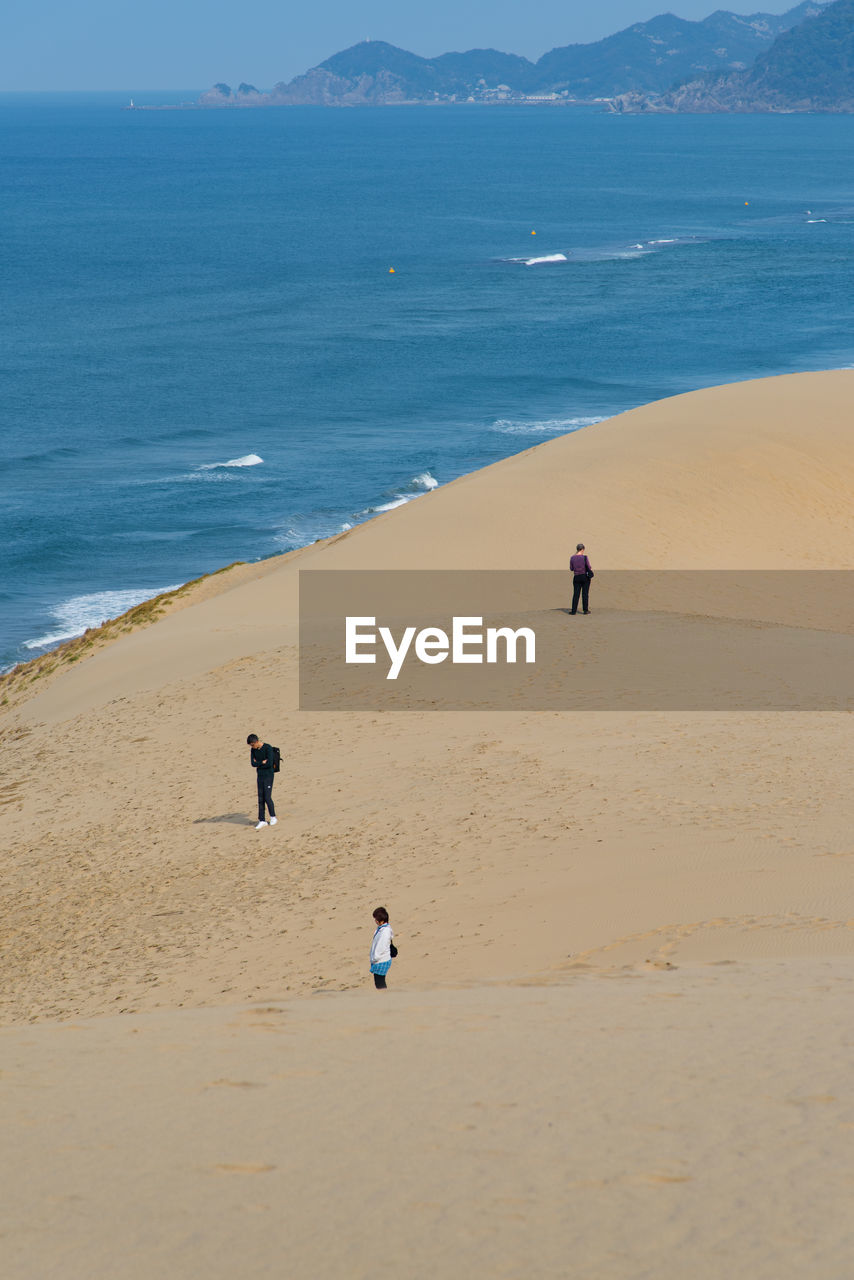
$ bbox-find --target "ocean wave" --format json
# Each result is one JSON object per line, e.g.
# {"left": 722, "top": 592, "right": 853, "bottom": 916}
{"left": 0, "top": 444, "right": 83, "bottom": 473}
{"left": 801, "top": 207, "right": 854, "bottom": 223}
{"left": 497, "top": 253, "right": 569, "bottom": 266}
{"left": 24, "top": 585, "right": 182, "bottom": 651}
{"left": 142, "top": 452, "right": 266, "bottom": 485}
{"left": 358, "top": 471, "right": 440, "bottom": 515}
{"left": 490, "top": 415, "right": 605, "bottom": 436}
{"left": 575, "top": 235, "right": 704, "bottom": 263}
{"left": 369, "top": 497, "right": 410, "bottom": 513}
{"left": 497, "top": 238, "right": 701, "bottom": 267}
{"left": 174, "top": 470, "right": 235, "bottom": 483}
{"left": 274, "top": 473, "right": 438, "bottom": 549}
{"left": 198, "top": 453, "right": 264, "bottom": 470}
{"left": 274, "top": 520, "right": 353, "bottom": 550}
{"left": 525, "top": 253, "right": 568, "bottom": 266}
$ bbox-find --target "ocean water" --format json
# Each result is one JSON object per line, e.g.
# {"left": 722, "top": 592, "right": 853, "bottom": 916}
{"left": 2, "top": 93, "right": 854, "bottom": 669}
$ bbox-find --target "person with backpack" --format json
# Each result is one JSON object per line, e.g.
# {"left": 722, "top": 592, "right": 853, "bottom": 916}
{"left": 246, "top": 733, "right": 279, "bottom": 829}
{"left": 569, "top": 542, "right": 594, "bottom": 615}
{"left": 369, "top": 906, "right": 397, "bottom": 990}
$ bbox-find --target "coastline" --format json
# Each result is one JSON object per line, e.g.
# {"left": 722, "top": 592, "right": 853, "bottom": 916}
{"left": 7, "top": 357, "right": 854, "bottom": 681}
{"left": 125, "top": 98, "right": 598, "bottom": 110}
{"left": 3, "top": 368, "right": 853, "bottom": 984}
{"left": 2, "top": 370, "right": 853, "bottom": 1277}
{"left": 6, "top": 368, "right": 854, "bottom": 715}
{"left": 7, "top": 102, "right": 854, "bottom": 682}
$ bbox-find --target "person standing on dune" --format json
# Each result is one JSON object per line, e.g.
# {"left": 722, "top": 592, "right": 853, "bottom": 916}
{"left": 569, "top": 542, "right": 594, "bottom": 615}
{"left": 369, "top": 907, "right": 396, "bottom": 990}
{"left": 247, "top": 733, "right": 277, "bottom": 830}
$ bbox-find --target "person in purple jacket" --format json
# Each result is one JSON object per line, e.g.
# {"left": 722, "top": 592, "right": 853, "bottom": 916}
{"left": 569, "top": 542, "right": 594, "bottom": 615}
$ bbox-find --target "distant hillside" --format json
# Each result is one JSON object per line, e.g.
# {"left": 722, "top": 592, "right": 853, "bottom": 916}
{"left": 533, "top": 3, "right": 823, "bottom": 97}
{"left": 612, "top": 0, "right": 854, "bottom": 110}
{"left": 197, "top": 3, "right": 823, "bottom": 107}
{"left": 265, "top": 42, "right": 537, "bottom": 105}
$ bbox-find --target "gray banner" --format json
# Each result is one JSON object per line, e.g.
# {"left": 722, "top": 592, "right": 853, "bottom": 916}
{"left": 299, "top": 571, "right": 854, "bottom": 710}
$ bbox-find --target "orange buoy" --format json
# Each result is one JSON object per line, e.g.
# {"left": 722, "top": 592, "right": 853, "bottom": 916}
{"left": 389, "top": 267, "right": 396, "bottom": 273}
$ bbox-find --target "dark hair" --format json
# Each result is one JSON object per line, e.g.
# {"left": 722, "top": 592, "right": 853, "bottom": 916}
{"left": 373, "top": 906, "right": 389, "bottom": 923}
{"left": 576, "top": 543, "right": 585, "bottom": 551}
{"left": 246, "top": 733, "right": 259, "bottom": 744}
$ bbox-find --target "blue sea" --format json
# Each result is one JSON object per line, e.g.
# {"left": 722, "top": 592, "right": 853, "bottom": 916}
{"left": 2, "top": 92, "right": 854, "bottom": 669}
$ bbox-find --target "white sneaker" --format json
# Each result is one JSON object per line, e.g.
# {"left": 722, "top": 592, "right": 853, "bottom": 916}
{"left": 269, "top": 816, "right": 278, "bottom": 826}
{"left": 255, "top": 820, "right": 268, "bottom": 830}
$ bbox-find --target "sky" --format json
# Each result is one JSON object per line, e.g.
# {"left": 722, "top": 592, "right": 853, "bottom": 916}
{"left": 5, "top": 0, "right": 808, "bottom": 91}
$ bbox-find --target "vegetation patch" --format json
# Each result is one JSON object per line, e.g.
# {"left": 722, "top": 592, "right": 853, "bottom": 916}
{"left": 0, "top": 563, "right": 245, "bottom": 704}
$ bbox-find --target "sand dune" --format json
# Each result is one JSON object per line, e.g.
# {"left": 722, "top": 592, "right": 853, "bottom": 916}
{"left": 4, "top": 964, "right": 853, "bottom": 1280}
{"left": 15, "top": 369, "right": 854, "bottom": 723}
{"left": 2, "top": 371, "right": 853, "bottom": 1277}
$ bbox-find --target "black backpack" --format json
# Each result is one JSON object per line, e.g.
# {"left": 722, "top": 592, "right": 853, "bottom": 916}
{"left": 270, "top": 746, "right": 281, "bottom": 773}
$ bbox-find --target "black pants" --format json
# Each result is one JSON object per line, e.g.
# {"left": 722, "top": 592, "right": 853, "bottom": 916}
{"left": 571, "top": 575, "right": 590, "bottom": 614}
{"left": 257, "top": 771, "right": 276, "bottom": 821}
{"left": 373, "top": 973, "right": 387, "bottom": 989}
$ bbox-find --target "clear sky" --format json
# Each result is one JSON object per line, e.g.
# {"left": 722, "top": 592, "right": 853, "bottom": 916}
{"left": 6, "top": 0, "right": 806, "bottom": 91}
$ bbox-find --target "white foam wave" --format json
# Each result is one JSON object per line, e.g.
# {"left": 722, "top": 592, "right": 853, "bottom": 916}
{"left": 806, "top": 219, "right": 827, "bottom": 224}
{"left": 358, "top": 471, "right": 440, "bottom": 515}
{"left": 491, "top": 415, "right": 605, "bottom": 436}
{"left": 150, "top": 452, "right": 265, "bottom": 484}
{"left": 597, "top": 246, "right": 651, "bottom": 260}
{"left": 497, "top": 253, "right": 568, "bottom": 266}
{"left": 275, "top": 520, "right": 353, "bottom": 549}
{"left": 586, "top": 237, "right": 702, "bottom": 262}
{"left": 504, "top": 236, "right": 699, "bottom": 269}
{"left": 370, "top": 497, "right": 410, "bottom": 513}
{"left": 524, "top": 253, "right": 568, "bottom": 266}
{"left": 276, "top": 474, "right": 438, "bottom": 550}
{"left": 179, "top": 469, "right": 233, "bottom": 483}
{"left": 198, "top": 453, "right": 264, "bottom": 470}
{"left": 25, "top": 585, "right": 182, "bottom": 651}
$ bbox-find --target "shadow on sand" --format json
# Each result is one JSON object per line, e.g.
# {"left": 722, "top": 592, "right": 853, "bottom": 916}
{"left": 193, "top": 813, "right": 256, "bottom": 827}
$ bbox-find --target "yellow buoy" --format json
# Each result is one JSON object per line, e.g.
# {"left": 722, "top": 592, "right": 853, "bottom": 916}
{"left": 389, "top": 267, "right": 395, "bottom": 273}
{"left": 531, "top": 230, "right": 537, "bottom": 235}
{"left": 744, "top": 201, "right": 749, "bottom": 206}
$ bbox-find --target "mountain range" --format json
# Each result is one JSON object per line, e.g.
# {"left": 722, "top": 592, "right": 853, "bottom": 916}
{"left": 198, "top": 3, "right": 826, "bottom": 107}
{"left": 613, "top": 0, "right": 854, "bottom": 110}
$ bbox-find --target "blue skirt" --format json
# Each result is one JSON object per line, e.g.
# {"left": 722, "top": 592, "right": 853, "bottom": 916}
{"left": 370, "top": 960, "right": 391, "bottom": 976}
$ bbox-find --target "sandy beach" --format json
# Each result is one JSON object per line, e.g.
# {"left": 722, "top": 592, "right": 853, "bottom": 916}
{"left": 2, "top": 371, "right": 853, "bottom": 1277}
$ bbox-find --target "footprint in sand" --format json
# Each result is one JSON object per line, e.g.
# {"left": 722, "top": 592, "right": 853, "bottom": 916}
{"left": 214, "top": 1163, "right": 276, "bottom": 1175}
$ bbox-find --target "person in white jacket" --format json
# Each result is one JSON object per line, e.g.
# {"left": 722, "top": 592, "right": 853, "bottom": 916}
{"left": 369, "top": 906, "right": 395, "bottom": 990}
